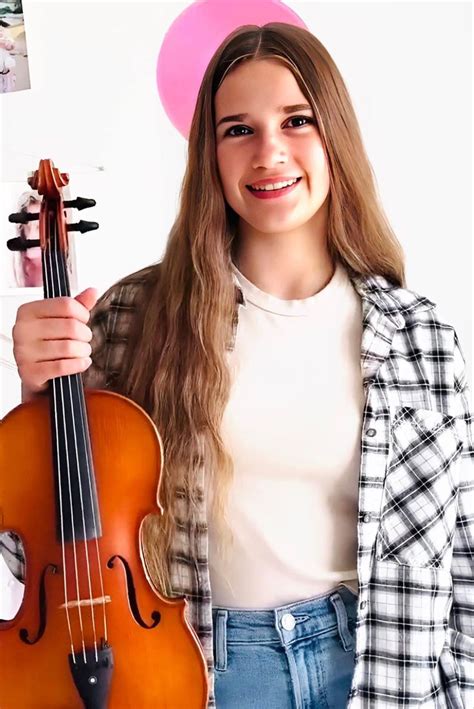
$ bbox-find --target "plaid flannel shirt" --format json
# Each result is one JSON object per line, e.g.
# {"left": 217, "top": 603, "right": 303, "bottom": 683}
{"left": 3, "top": 262, "right": 474, "bottom": 708}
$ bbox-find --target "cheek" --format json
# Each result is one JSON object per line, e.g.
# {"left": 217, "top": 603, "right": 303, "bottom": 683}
{"left": 308, "top": 142, "right": 330, "bottom": 191}
{"left": 308, "top": 139, "right": 328, "bottom": 168}
{"left": 216, "top": 145, "right": 241, "bottom": 195}
{"left": 216, "top": 143, "right": 235, "bottom": 169}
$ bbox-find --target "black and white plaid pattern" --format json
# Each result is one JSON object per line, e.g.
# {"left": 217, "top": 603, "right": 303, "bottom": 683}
{"left": 4, "top": 264, "right": 473, "bottom": 708}
{"left": 0, "top": 531, "right": 25, "bottom": 583}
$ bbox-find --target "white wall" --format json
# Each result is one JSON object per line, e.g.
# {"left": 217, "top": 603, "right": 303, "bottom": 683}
{"left": 0, "top": 0, "right": 472, "bottom": 390}
{"left": 0, "top": 0, "right": 471, "bottom": 621}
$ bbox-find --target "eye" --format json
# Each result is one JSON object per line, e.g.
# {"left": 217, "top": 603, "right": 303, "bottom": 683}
{"left": 223, "top": 115, "right": 314, "bottom": 138}
{"left": 287, "top": 116, "right": 314, "bottom": 129}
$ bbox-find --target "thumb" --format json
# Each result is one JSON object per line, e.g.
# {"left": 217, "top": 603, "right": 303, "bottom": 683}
{"left": 74, "top": 287, "right": 99, "bottom": 314}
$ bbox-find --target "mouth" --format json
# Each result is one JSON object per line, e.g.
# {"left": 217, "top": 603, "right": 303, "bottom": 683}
{"left": 246, "top": 177, "right": 303, "bottom": 200}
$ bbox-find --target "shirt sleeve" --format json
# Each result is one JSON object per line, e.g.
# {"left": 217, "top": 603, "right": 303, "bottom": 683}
{"left": 0, "top": 532, "right": 25, "bottom": 589}
{"left": 82, "top": 287, "right": 116, "bottom": 390}
{"left": 447, "top": 330, "right": 474, "bottom": 699}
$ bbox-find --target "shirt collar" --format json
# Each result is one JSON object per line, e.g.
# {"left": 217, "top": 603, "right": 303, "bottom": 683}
{"left": 232, "top": 266, "right": 436, "bottom": 330}
{"left": 350, "top": 272, "right": 436, "bottom": 329}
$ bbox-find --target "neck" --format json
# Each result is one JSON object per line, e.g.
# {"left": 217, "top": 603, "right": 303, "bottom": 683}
{"left": 233, "top": 208, "right": 333, "bottom": 300}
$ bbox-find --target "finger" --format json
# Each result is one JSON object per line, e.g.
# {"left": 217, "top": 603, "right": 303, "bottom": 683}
{"left": 35, "top": 339, "right": 93, "bottom": 364}
{"left": 75, "top": 287, "right": 99, "bottom": 314}
{"left": 21, "top": 318, "right": 93, "bottom": 343}
{"left": 16, "top": 296, "right": 94, "bottom": 324}
{"left": 19, "top": 357, "right": 93, "bottom": 392}
{"left": 14, "top": 338, "right": 92, "bottom": 367}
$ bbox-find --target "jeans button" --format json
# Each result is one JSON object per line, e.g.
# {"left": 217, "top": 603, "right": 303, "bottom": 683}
{"left": 281, "top": 613, "right": 296, "bottom": 630}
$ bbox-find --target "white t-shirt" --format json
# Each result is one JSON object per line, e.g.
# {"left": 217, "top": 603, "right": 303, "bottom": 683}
{"left": 207, "top": 261, "right": 364, "bottom": 608}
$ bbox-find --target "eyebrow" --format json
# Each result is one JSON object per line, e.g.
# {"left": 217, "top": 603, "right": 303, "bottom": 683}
{"left": 215, "top": 103, "right": 312, "bottom": 128}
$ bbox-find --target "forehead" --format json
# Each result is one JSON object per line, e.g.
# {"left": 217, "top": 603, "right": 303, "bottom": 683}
{"left": 214, "top": 59, "right": 306, "bottom": 114}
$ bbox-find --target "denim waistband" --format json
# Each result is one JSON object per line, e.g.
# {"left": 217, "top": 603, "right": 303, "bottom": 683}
{"left": 212, "top": 583, "right": 358, "bottom": 650}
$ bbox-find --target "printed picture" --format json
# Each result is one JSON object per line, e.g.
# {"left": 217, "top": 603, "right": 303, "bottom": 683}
{"left": 0, "top": 0, "right": 30, "bottom": 94}
{"left": 0, "top": 182, "right": 78, "bottom": 293}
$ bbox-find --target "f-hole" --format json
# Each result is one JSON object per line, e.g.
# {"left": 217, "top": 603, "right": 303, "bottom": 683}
{"left": 107, "top": 555, "right": 161, "bottom": 629}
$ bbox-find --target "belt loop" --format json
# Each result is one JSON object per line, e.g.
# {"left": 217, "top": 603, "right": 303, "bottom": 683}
{"left": 214, "top": 609, "right": 228, "bottom": 671}
{"left": 329, "top": 592, "right": 354, "bottom": 652}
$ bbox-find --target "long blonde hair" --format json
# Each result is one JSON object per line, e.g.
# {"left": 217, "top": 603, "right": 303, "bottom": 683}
{"left": 121, "top": 23, "right": 405, "bottom": 594}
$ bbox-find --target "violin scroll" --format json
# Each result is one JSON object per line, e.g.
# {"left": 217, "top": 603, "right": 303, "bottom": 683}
{"left": 7, "top": 159, "right": 98, "bottom": 254}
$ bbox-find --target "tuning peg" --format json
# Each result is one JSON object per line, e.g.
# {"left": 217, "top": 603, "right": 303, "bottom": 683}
{"left": 8, "top": 212, "right": 40, "bottom": 225}
{"left": 7, "top": 238, "right": 40, "bottom": 252}
{"left": 63, "top": 197, "right": 96, "bottom": 211}
{"left": 66, "top": 220, "right": 99, "bottom": 234}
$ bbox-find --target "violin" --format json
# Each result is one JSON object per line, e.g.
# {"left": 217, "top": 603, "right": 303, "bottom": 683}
{"left": 0, "top": 160, "right": 208, "bottom": 708}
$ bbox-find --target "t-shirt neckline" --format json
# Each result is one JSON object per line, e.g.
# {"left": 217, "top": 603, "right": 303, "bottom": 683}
{"left": 231, "top": 261, "right": 345, "bottom": 316}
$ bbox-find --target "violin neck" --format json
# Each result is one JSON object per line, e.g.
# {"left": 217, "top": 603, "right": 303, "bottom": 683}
{"left": 41, "top": 212, "right": 71, "bottom": 299}
{"left": 48, "top": 374, "right": 103, "bottom": 544}
{"left": 43, "top": 225, "right": 103, "bottom": 544}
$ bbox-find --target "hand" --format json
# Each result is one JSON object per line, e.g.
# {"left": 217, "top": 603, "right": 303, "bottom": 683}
{"left": 12, "top": 287, "right": 99, "bottom": 399}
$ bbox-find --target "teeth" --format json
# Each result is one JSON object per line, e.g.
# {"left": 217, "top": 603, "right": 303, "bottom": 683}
{"left": 250, "top": 178, "right": 299, "bottom": 191}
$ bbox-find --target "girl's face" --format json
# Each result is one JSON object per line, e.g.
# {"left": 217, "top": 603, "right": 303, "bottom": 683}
{"left": 214, "top": 59, "right": 330, "bottom": 236}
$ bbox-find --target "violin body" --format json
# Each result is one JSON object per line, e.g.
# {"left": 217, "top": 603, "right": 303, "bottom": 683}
{"left": 0, "top": 390, "right": 208, "bottom": 708}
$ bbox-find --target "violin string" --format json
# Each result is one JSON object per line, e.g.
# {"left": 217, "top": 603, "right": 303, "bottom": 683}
{"left": 56, "top": 341, "right": 87, "bottom": 663}
{"left": 57, "top": 233, "right": 108, "bottom": 657}
{"left": 48, "top": 216, "right": 87, "bottom": 663}
{"left": 42, "top": 238, "right": 76, "bottom": 663}
{"left": 65, "top": 375, "right": 100, "bottom": 663}
{"left": 75, "top": 383, "right": 109, "bottom": 647}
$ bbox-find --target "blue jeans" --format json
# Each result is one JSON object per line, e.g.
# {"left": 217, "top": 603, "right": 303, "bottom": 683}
{"left": 212, "top": 583, "right": 358, "bottom": 708}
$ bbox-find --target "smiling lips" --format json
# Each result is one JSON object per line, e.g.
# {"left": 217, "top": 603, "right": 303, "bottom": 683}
{"left": 246, "top": 176, "right": 302, "bottom": 200}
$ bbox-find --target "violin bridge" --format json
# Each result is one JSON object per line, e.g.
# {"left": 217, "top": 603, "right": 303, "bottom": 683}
{"left": 60, "top": 595, "right": 111, "bottom": 610}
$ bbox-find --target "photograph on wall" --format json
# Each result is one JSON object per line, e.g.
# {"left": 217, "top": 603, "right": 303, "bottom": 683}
{"left": 0, "top": 0, "right": 30, "bottom": 94}
{"left": 0, "top": 182, "right": 78, "bottom": 293}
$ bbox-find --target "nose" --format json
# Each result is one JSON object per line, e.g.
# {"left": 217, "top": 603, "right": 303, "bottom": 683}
{"left": 251, "top": 131, "right": 288, "bottom": 169}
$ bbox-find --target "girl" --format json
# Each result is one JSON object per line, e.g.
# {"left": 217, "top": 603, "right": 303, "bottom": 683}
{"left": 10, "top": 23, "right": 474, "bottom": 708}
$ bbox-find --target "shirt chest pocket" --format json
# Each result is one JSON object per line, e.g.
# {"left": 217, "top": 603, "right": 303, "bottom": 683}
{"left": 375, "top": 406, "right": 463, "bottom": 569}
